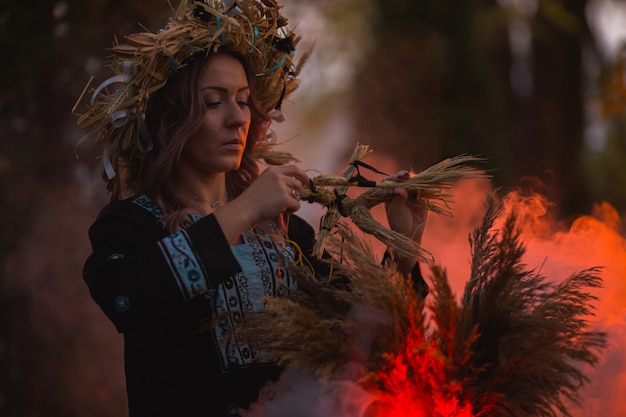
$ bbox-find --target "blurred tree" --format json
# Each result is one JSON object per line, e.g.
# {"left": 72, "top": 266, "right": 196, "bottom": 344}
{"left": 589, "top": 38, "right": 626, "bottom": 223}
{"left": 0, "top": 1, "right": 169, "bottom": 415}
{"left": 1, "top": 0, "right": 625, "bottom": 415}
{"left": 349, "top": 0, "right": 623, "bottom": 221}
{"left": 349, "top": 0, "right": 509, "bottom": 184}
{"left": 519, "top": 0, "right": 594, "bottom": 218}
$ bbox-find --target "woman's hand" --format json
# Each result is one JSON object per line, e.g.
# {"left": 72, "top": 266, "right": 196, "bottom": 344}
{"left": 239, "top": 165, "right": 309, "bottom": 222}
{"left": 214, "top": 165, "right": 309, "bottom": 243}
{"left": 383, "top": 170, "right": 429, "bottom": 272}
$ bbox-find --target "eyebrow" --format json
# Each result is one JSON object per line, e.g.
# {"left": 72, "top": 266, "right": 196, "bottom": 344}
{"left": 200, "top": 86, "right": 250, "bottom": 93}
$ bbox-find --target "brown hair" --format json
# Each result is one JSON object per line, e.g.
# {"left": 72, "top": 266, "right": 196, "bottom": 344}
{"left": 125, "top": 49, "right": 270, "bottom": 231}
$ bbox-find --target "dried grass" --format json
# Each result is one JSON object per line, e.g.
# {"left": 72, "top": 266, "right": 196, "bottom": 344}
{"left": 236, "top": 193, "right": 607, "bottom": 416}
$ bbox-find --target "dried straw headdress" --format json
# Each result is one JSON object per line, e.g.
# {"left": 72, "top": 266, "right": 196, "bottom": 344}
{"left": 74, "top": 0, "right": 307, "bottom": 186}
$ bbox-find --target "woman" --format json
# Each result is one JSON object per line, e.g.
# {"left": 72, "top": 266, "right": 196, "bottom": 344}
{"left": 78, "top": 1, "right": 428, "bottom": 416}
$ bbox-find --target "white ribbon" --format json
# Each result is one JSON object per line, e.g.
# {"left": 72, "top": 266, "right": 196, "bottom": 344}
{"left": 109, "top": 109, "right": 132, "bottom": 128}
{"left": 91, "top": 62, "right": 139, "bottom": 180}
{"left": 102, "top": 142, "right": 117, "bottom": 180}
{"left": 90, "top": 61, "right": 137, "bottom": 106}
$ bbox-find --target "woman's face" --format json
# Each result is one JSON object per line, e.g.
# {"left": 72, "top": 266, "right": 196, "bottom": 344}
{"left": 179, "top": 53, "right": 252, "bottom": 176}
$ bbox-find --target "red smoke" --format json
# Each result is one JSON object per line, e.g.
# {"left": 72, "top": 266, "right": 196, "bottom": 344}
{"left": 340, "top": 153, "right": 625, "bottom": 417}
{"left": 423, "top": 181, "right": 625, "bottom": 417}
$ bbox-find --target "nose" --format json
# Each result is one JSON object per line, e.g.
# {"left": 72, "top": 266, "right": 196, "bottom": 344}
{"left": 227, "top": 101, "right": 250, "bottom": 128}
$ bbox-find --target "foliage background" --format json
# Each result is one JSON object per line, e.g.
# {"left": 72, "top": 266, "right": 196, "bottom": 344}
{"left": 1, "top": 0, "right": 625, "bottom": 416}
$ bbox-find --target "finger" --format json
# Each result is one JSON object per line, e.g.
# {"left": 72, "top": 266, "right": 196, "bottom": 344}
{"left": 286, "top": 188, "right": 302, "bottom": 212}
{"left": 290, "top": 187, "right": 301, "bottom": 201}
{"left": 275, "top": 173, "right": 301, "bottom": 202}
{"left": 277, "top": 164, "right": 310, "bottom": 186}
{"left": 391, "top": 187, "right": 409, "bottom": 202}
{"left": 287, "top": 176, "right": 304, "bottom": 192}
{"left": 384, "top": 170, "right": 410, "bottom": 183}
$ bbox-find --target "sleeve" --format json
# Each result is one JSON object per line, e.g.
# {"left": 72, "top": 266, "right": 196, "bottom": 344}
{"left": 410, "top": 261, "right": 429, "bottom": 298}
{"left": 382, "top": 250, "right": 429, "bottom": 298}
{"left": 82, "top": 200, "right": 241, "bottom": 333}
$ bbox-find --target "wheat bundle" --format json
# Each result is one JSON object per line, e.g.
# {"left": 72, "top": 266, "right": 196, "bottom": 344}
{"left": 299, "top": 143, "right": 489, "bottom": 260}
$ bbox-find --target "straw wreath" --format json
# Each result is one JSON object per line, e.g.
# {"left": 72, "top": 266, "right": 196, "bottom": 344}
{"left": 74, "top": 0, "right": 309, "bottom": 196}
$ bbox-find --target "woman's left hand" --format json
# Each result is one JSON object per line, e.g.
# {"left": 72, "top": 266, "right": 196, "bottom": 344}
{"left": 383, "top": 170, "right": 429, "bottom": 246}
{"left": 383, "top": 170, "right": 430, "bottom": 287}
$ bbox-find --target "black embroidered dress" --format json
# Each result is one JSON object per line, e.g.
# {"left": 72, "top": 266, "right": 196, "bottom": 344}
{"left": 83, "top": 194, "right": 320, "bottom": 417}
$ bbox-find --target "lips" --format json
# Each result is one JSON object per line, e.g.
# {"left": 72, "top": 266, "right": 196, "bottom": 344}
{"left": 221, "top": 138, "right": 244, "bottom": 151}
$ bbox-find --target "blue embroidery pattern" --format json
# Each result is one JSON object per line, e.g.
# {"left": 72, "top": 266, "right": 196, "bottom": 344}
{"left": 131, "top": 194, "right": 164, "bottom": 218}
{"left": 130, "top": 194, "right": 208, "bottom": 300}
{"left": 128, "top": 193, "right": 297, "bottom": 370}
{"left": 159, "top": 230, "right": 210, "bottom": 300}
{"left": 213, "top": 221, "right": 297, "bottom": 370}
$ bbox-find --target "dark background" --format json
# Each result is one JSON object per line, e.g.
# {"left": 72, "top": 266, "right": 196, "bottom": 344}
{"left": 1, "top": 0, "right": 625, "bottom": 416}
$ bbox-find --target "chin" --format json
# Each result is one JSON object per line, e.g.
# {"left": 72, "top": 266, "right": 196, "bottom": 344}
{"left": 220, "top": 161, "right": 243, "bottom": 173}
{"left": 212, "top": 156, "right": 243, "bottom": 172}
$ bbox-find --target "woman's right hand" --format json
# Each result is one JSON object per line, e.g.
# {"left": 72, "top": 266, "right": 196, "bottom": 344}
{"left": 240, "top": 165, "right": 309, "bottom": 221}
{"left": 214, "top": 165, "right": 309, "bottom": 244}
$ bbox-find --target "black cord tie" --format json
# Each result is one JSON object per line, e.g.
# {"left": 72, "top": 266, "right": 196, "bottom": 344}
{"left": 333, "top": 189, "right": 349, "bottom": 216}
{"left": 274, "top": 80, "right": 287, "bottom": 111}
{"left": 347, "top": 160, "right": 389, "bottom": 188}
{"left": 307, "top": 178, "right": 317, "bottom": 203}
